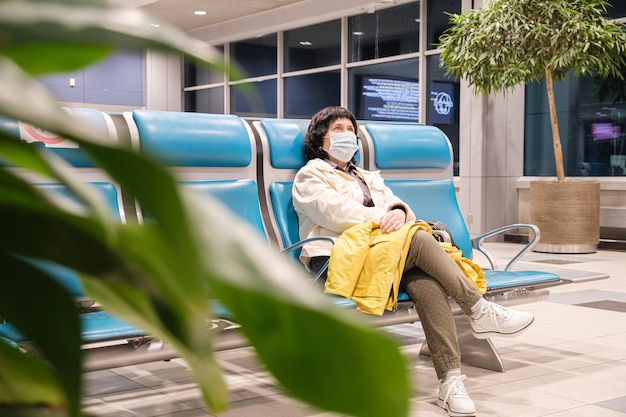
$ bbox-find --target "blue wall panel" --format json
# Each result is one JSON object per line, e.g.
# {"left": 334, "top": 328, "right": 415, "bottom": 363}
{"left": 40, "top": 50, "right": 144, "bottom": 107}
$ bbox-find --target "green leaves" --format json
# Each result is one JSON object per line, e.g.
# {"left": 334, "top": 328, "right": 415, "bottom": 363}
{"left": 0, "top": 1, "right": 411, "bottom": 417}
{"left": 439, "top": 0, "right": 626, "bottom": 94}
{"left": 0, "top": 255, "right": 78, "bottom": 413}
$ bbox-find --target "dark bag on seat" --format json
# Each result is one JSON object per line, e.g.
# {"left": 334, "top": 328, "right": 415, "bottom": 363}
{"left": 428, "top": 220, "right": 456, "bottom": 247}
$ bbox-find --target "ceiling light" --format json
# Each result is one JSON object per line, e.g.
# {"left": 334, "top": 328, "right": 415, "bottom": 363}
{"left": 300, "top": 41, "right": 312, "bottom": 46}
{"left": 194, "top": 10, "right": 207, "bottom": 15}
{"left": 353, "top": 31, "right": 365, "bottom": 36}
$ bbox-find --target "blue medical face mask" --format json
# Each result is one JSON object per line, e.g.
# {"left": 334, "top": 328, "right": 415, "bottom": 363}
{"left": 327, "top": 131, "right": 359, "bottom": 162}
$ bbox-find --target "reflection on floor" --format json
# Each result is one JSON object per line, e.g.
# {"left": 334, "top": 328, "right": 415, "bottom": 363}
{"left": 83, "top": 243, "right": 626, "bottom": 417}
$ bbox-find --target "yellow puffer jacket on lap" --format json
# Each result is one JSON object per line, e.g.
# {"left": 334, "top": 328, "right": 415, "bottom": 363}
{"left": 325, "top": 221, "right": 486, "bottom": 315}
{"left": 325, "top": 221, "right": 431, "bottom": 315}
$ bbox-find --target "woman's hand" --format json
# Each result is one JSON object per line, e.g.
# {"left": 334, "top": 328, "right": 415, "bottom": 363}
{"left": 379, "top": 208, "right": 407, "bottom": 233}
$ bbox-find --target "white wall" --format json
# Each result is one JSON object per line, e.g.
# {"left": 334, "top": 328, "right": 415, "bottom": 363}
{"left": 146, "top": 50, "right": 183, "bottom": 111}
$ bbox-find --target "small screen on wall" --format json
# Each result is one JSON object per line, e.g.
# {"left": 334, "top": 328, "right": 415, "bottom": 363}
{"left": 429, "top": 81, "right": 455, "bottom": 125}
{"left": 360, "top": 76, "right": 419, "bottom": 122}
{"left": 591, "top": 122, "right": 621, "bottom": 141}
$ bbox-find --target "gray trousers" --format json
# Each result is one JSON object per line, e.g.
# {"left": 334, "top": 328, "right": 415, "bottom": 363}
{"left": 312, "top": 229, "right": 484, "bottom": 379}
{"left": 401, "top": 230, "right": 483, "bottom": 379}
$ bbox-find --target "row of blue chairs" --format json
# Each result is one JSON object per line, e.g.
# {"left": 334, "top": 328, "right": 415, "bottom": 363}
{"left": 0, "top": 108, "right": 571, "bottom": 372}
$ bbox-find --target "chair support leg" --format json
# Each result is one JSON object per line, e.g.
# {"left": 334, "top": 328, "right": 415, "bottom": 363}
{"left": 420, "top": 315, "right": 505, "bottom": 372}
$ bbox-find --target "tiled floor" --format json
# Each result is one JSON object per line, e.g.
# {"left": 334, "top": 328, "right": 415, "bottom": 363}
{"left": 83, "top": 242, "right": 626, "bottom": 416}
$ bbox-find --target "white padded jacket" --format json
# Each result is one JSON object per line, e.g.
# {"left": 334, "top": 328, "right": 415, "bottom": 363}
{"left": 292, "top": 158, "right": 416, "bottom": 268}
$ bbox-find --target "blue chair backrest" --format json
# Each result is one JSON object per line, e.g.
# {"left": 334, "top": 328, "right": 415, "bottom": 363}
{"left": 133, "top": 110, "right": 252, "bottom": 169}
{"left": 182, "top": 179, "right": 266, "bottom": 237}
{"left": 364, "top": 123, "right": 451, "bottom": 171}
{"left": 268, "top": 182, "right": 300, "bottom": 250}
{"left": 37, "top": 182, "right": 123, "bottom": 219}
{"left": 360, "top": 122, "right": 472, "bottom": 258}
{"left": 385, "top": 180, "right": 472, "bottom": 258}
{"left": 130, "top": 110, "right": 267, "bottom": 239}
{"left": 258, "top": 118, "right": 310, "bottom": 171}
{"left": 258, "top": 118, "right": 363, "bottom": 169}
{"left": 0, "top": 108, "right": 117, "bottom": 168}
{"left": 254, "top": 119, "right": 309, "bottom": 257}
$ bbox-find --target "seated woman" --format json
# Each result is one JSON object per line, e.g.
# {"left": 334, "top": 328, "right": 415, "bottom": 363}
{"left": 292, "top": 106, "right": 534, "bottom": 417}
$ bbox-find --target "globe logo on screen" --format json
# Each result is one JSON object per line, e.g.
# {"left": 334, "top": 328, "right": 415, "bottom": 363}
{"left": 433, "top": 92, "right": 453, "bottom": 115}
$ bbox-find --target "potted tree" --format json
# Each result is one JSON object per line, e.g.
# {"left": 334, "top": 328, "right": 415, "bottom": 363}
{"left": 438, "top": 0, "right": 626, "bottom": 253}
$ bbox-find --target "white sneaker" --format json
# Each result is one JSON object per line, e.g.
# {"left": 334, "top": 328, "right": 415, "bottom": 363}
{"left": 470, "top": 301, "right": 534, "bottom": 339}
{"left": 437, "top": 375, "right": 476, "bottom": 417}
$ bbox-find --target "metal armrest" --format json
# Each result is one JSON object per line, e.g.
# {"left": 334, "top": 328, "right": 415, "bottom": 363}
{"left": 471, "top": 224, "right": 540, "bottom": 271}
{"left": 281, "top": 236, "right": 336, "bottom": 284}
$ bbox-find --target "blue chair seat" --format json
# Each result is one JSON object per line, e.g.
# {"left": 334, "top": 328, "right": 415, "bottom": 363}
{"left": 0, "top": 310, "right": 145, "bottom": 344}
{"left": 210, "top": 299, "right": 235, "bottom": 320}
{"left": 81, "top": 311, "right": 146, "bottom": 342}
{"left": 396, "top": 269, "right": 560, "bottom": 303}
{"left": 483, "top": 270, "right": 560, "bottom": 291}
{"left": 326, "top": 295, "right": 358, "bottom": 309}
{"left": 182, "top": 179, "right": 267, "bottom": 237}
{"left": 397, "top": 292, "right": 411, "bottom": 302}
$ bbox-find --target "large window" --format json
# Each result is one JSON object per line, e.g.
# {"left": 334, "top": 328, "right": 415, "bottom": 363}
{"left": 285, "top": 21, "right": 341, "bottom": 72}
{"left": 427, "top": 0, "right": 461, "bottom": 50}
{"left": 285, "top": 72, "right": 341, "bottom": 118}
{"left": 184, "top": 87, "right": 224, "bottom": 114}
{"left": 524, "top": 5, "right": 626, "bottom": 178}
{"left": 427, "top": 55, "right": 459, "bottom": 174}
{"left": 183, "top": 45, "right": 224, "bottom": 88}
{"left": 578, "top": 70, "right": 626, "bottom": 176}
{"left": 348, "top": 3, "right": 420, "bottom": 62}
{"left": 230, "top": 34, "right": 277, "bottom": 79}
{"left": 525, "top": 69, "right": 626, "bottom": 177}
{"left": 231, "top": 80, "right": 277, "bottom": 118}
{"left": 606, "top": 0, "right": 626, "bottom": 19}
{"left": 284, "top": 20, "right": 342, "bottom": 117}
{"left": 183, "top": 46, "right": 224, "bottom": 112}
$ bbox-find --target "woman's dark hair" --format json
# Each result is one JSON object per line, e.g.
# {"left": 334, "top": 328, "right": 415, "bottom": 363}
{"left": 303, "top": 106, "right": 358, "bottom": 162}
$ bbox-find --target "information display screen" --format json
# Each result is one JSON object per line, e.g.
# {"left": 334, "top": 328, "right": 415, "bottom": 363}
{"left": 359, "top": 76, "right": 419, "bottom": 122}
